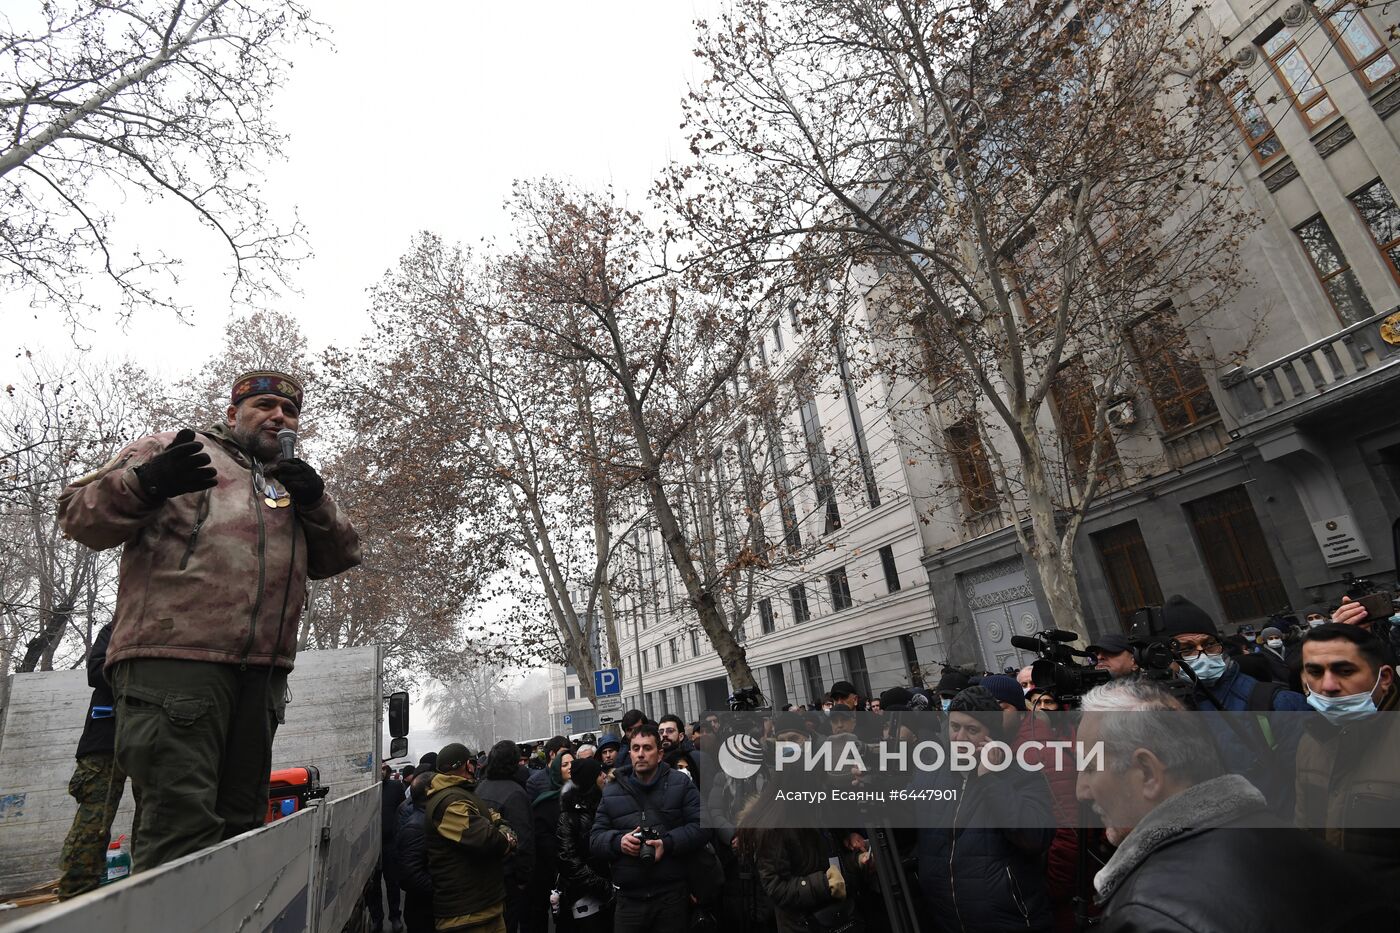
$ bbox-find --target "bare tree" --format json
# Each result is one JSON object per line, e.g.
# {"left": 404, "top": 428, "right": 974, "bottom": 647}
{"left": 0, "top": 354, "right": 158, "bottom": 678}
{"left": 672, "top": 0, "right": 1252, "bottom": 637}
{"left": 0, "top": 0, "right": 322, "bottom": 322}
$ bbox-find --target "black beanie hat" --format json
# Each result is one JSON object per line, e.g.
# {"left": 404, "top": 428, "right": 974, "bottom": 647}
{"left": 1158, "top": 595, "right": 1219, "bottom": 640}
{"left": 880, "top": 686, "right": 914, "bottom": 711}
{"left": 570, "top": 756, "right": 603, "bottom": 790}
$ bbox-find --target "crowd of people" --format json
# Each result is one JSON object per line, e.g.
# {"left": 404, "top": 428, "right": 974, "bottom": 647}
{"left": 363, "top": 593, "right": 1399, "bottom": 933}
{"left": 45, "top": 367, "right": 1400, "bottom": 932}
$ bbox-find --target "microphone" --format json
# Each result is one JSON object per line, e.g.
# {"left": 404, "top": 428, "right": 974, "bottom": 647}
{"left": 277, "top": 428, "right": 298, "bottom": 462}
{"left": 1010, "top": 635, "right": 1043, "bottom": 652}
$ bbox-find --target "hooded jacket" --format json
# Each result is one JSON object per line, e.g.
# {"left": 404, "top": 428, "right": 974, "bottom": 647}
{"left": 476, "top": 774, "right": 535, "bottom": 886}
{"left": 424, "top": 773, "right": 514, "bottom": 919}
{"left": 589, "top": 760, "right": 705, "bottom": 895}
{"left": 1095, "top": 774, "right": 1396, "bottom": 932}
{"left": 57, "top": 424, "right": 360, "bottom": 670}
{"left": 395, "top": 796, "right": 433, "bottom": 898}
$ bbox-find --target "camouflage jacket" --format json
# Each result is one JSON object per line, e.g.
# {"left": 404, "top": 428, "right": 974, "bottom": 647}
{"left": 57, "top": 424, "right": 360, "bottom": 670}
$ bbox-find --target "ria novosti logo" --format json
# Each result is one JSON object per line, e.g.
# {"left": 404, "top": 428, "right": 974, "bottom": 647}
{"left": 718, "top": 733, "right": 765, "bottom": 780}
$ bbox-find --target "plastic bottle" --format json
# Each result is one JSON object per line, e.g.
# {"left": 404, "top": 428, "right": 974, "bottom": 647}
{"left": 103, "top": 834, "right": 132, "bottom": 885}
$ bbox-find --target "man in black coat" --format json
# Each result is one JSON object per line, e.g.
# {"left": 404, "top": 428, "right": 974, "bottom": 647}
{"left": 590, "top": 723, "right": 705, "bottom": 931}
{"left": 395, "top": 771, "right": 436, "bottom": 933}
{"left": 1078, "top": 678, "right": 1396, "bottom": 932}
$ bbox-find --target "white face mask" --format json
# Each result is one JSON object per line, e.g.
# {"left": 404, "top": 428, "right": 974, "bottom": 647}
{"left": 1266, "top": 638, "right": 1283, "bottom": 650}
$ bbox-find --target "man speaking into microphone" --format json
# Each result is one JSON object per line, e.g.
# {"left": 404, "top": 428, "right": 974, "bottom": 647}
{"left": 58, "top": 370, "right": 361, "bottom": 872}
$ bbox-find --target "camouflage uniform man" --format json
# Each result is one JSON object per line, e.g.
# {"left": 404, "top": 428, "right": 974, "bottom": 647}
{"left": 58, "top": 371, "right": 360, "bottom": 872}
{"left": 58, "top": 621, "right": 140, "bottom": 897}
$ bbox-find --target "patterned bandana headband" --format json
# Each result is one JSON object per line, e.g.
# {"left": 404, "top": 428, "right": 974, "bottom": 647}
{"left": 231, "top": 371, "right": 304, "bottom": 411}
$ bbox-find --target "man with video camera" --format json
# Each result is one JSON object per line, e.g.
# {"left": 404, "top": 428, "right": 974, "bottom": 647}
{"left": 590, "top": 723, "right": 705, "bottom": 931}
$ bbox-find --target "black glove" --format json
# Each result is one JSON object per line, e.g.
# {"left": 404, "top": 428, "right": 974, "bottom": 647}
{"left": 266, "top": 458, "right": 324, "bottom": 507}
{"left": 133, "top": 429, "right": 217, "bottom": 501}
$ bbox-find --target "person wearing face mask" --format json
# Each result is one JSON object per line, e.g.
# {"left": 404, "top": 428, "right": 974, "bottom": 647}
{"left": 1158, "top": 596, "right": 1309, "bottom": 813}
{"left": 1256, "top": 626, "right": 1291, "bottom": 685}
{"left": 1295, "top": 623, "right": 1400, "bottom": 889}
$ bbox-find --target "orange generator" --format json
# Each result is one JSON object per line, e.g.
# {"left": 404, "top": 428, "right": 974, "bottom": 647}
{"left": 266, "top": 765, "right": 329, "bottom": 822}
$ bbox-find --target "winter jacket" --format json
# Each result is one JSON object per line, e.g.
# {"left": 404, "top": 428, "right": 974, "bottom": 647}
{"left": 589, "top": 761, "right": 705, "bottom": 895}
{"left": 395, "top": 798, "right": 434, "bottom": 897}
{"left": 1257, "top": 645, "right": 1291, "bottom": 685}
{"left": 556, "top": 781, "right": 612, "bottom": 906}
{"left": 58, "top": 424, "right": 360, "bottom": 670}
{"left": 381, "top": 778, "right": 405, "bottom": 882}
{"left": 424, "top": 773, "right": 513, "bottom": 919}
{"left": 1096, "top": 774, "right": 1397, "bottom": 932}
{"left": 1190, "top": 663, "right": 1309, "bottom": 812}
{"left": 754, "top": 827, "right": 862, "bottom": 933}
{"left": 914, "top": 763, "right": 1056, "bottom": 933}
{"left": 477, "top": 776, "right": 535, "bottom": 886}
{"left": 1294, "top": 687, "right": 1400, "bottom": 888}
{"left": 1012, "top": 715, "right": 1081, "bottom": 902}
{"left": 75, "top": 622, "right": 116, "bottom": 759}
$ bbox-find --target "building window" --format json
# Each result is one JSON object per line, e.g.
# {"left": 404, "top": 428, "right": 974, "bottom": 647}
{"left": 1052, "top": 359, "right": 1118, "bottom": 483}
{"left": 767, "top": 417, "right": 802, "bottom": 549}
{"left": 1129, "top": 310, "right": 1218, "bottom": 433}
{"left": 654, "top": 645, "right": 662, "bottom": 669}
{"left": 642, "top": 650, "right": 649, "bottom": 673}
{"left": 946, "top": 416, "right": 998, "bottom": 515}
{"left": 1092, "top": 521, "right": 1165, "bottom": 628}
{"left": 828, "top": 566, "right": 853, "bottom": 612}
{"left": 1295, "top": 215, "right": 1374, "bottom": 324}
{"left": 759, "top": 597, "right": 775, "bottom": 634}
{"left": 772, "top": 321, "right": 784, "bottom": 352}
{"left": 1351, "top": 179, "right": 1400, "bottom": 282}
{"left": 798, "top": 393, "right": 841, "bottom": 534}
{"left": 1218, "top": 71, "right": 1283, "bottom": 165}
{"left": 835, "top": 329, "right": 881, "bottom": 507}
{"left": 689, "top": 630, "right": 700, "bottom": 655}
{"left": 567, "top": 685, "right": 576, "bottom": 701}
{"left": 842, "top": 646, "right": 872, "bottom": 700}
{"left": 768, "top": 663, "right": 789, "bottom": 708}
{"left": 1318, "top": 2, "right": 1397, "bottom": 90}
{"left": 1260, "top": 25, "right": 1337, "bottom": 128}
{"left": 900, "top": 634, "right": 924, "bottom": 687}
{"left": 1185, "top": 486, "right": 1290, "bottom": 623}
{"left": 790, "top": 584, "right": 811, "bottom": 624}
{"left": 670, "top": 638, "right": 679, "bottom": 663}
{"left": 801, "top": 655, "right": 824, "bottom": 706}
{"left": 879, "top": 545, "right": 902, "bottom": 593}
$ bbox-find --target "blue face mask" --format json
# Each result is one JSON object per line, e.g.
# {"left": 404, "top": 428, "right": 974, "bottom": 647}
{"left": 1186, "top": 652, "right": 1228, "bottom": 685}
{"left": 940, "top": 697, "right": 952, "bottom": 712}
{"left": 1306, "top": 671, "right": 1383, "bottom": 722}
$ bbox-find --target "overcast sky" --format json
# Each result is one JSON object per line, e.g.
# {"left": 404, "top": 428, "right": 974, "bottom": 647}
{"left": 6, "top": 0, "right": 715, "bottom": 384}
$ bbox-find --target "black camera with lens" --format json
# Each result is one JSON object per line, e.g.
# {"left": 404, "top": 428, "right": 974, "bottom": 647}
{"left": 633, "top": 826, "right": 662, "bottom": 863}
{"left": 1011, "top": 628, "right": 1112, "bottom": 699}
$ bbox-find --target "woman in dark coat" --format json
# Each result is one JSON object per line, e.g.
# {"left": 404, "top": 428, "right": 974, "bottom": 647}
{"left": 523, "top": 750, "right": 572, "bottom": 933}
{"left": 914, "top": 686, "right": 1056, "bottom": 933}
{"left": 554, "top": 757, "right": 612, "bottom": 931}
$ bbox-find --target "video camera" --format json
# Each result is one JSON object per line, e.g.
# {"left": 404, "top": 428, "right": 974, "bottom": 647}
{"left": 1126, "top": 606, "right": 1200, "bottom": 704}
{"left": 1010, "top": 628, "right": 1111, "bottom": 699}
{"left": 728, "top": 686, "right": 768, "bottom": 712}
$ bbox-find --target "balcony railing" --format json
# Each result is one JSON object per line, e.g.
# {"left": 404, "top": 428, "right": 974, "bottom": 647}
{"left": 1220, "top": 306, "right": 1400, "bottom": 425}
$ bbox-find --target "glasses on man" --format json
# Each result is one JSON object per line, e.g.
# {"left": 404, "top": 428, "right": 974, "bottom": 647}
{"left": 658, "top": 725, "right": 679, "bottom": 736}
{"left": 1171, "top": 638, "right": 1225, "bottom": 661}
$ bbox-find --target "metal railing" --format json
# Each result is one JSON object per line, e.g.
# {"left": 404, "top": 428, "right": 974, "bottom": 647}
{"left": 1220, "top": 306, "right": 1400, "bottom": 423}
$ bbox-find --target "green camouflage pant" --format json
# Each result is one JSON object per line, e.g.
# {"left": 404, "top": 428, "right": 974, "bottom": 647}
{"left": 58, "top": 753, "right": 136, "bottom": 898}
